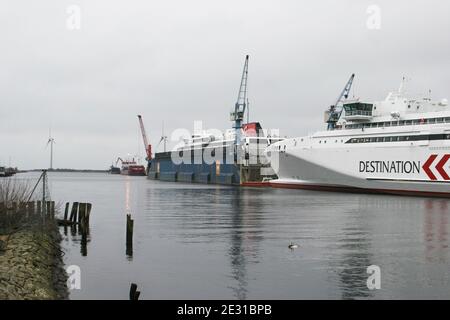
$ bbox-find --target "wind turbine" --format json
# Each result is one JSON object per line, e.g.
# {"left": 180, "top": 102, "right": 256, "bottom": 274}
{"left": 46, "top": 130, "right": 55, "bottom": 170}
{"left": 157, "top": 121, "right": 168, "bottom": 152}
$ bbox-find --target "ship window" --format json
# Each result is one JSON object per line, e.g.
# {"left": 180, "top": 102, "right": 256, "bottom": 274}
{"left": 412, "top": 119, "right": 419, "bottom": 125}
{"left": 370, "top": 137, "right": 377, "bottom": 143}
{"left": 399, "top": 120, "right": 405, "bottom": 126}
{"left": 384, "top": 137, "right": 391, "bottom": 142}
{"left": 377, "top": 137, "right": 383, "bottom": 142}
{"left": 408, "top": 105, "right": 411, "bottom": 109}
{"left": 391, "top": 121, "right": 398, "bottom": 126}
{"left": 437, "top": 118, "right": 444, "bottom": 123}
{"left": 392, "top": 136, "right": 399, "bottom": 142}
{"left": 445, "top": 118, "right": 450, "bottom": 123}
{"left": 385, "top": 122, "right": 391, "bottom": 127}
{"left": 398, "top": 136, "right": 406, "bottom": 141}
{"left": 364, "top": 138, "right": 370, "bottom": 143}
{"left": 446, "top": 134, "right": 450, "bottom": 139}
{"left": 405, "top": 120, "right": 412, "bottom": 125}
{"left": 429, "top": 118, "right": 436, "bottom": 124}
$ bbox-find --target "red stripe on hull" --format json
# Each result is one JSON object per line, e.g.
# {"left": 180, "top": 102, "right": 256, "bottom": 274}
{"left": 269, "top": 182, "right": 450, "bottom": 198}
{"left": 242, "top": 181, "right": 450, "bottom": 198}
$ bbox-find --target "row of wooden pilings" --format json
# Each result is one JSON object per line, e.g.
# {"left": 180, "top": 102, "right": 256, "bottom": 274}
{"left": 58, "top": 202, "right": 92, "bottom": 228}
{"left": 0, "top": 201, "right": 56, "bottom": 217}
{"left": 57, "top": 202, "right": 138, "bottom": 299}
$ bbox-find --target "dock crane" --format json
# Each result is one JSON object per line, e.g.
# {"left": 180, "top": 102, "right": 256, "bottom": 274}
{"left": 137, "top": 115, "right": 152, "bottom": 160}
{"left": 326, "top": 73, "right": 355, "bottom": 130}
{"left": 230, "top": 55, "right": 249, "bottom": 145}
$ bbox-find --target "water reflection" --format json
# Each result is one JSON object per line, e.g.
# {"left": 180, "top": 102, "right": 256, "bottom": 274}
{"left": 424, "top": 199, "right": 449, "bottom": 263}
{"left": 125, "top": 178, "right": 133, "bottom": 260}
{"left": 227, "top": 188, "right": 264, "bottom": 299}
{"left": 62, "top": 224, "right": 91, "bottom": 257}
{"left": 34, "top": 171, "right": 450, "bottom": 299}
{"left": 329, "top": 206, "right": 374, "bottom": 299}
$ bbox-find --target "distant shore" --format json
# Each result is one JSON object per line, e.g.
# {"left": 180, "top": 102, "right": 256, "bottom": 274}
{"left": 27, "top": 169, "right": 109, "bottom": 173}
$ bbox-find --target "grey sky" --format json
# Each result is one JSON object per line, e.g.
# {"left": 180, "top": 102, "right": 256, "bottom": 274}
{"left": 1, "top": 0, "right": 450, "bottom": 169}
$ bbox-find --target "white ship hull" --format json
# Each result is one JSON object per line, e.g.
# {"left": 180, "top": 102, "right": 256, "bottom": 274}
{"left": 268, "top": 115, "right": 450, "bottom": 197}
{"left": 270, "top": 142, "right": 449, "bottom": 197}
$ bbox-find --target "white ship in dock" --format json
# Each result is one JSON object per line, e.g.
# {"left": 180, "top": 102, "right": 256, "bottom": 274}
{"left": 267, "top": 75, "right": 450, "bottom": 197}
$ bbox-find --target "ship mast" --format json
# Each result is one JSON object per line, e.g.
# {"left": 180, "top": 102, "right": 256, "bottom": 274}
{"left": 231, "top": 55, "right": 249, "bottom": 145}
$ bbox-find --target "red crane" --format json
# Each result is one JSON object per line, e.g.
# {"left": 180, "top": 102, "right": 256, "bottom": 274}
{"left": 137, "top": 115, "right": 152, "bottom": 160}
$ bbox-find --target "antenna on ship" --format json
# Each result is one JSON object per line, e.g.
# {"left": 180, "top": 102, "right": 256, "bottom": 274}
{"left": 230, "top": 55, "right": 249, "bottom": 146}
{"left": 399, "top": 76, "right": 406, "bottom": 94}
{"left": 325, "top": 73, "right": 355, "bottom": 130}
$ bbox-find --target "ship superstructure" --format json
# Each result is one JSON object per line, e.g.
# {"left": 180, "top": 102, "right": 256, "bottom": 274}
{"left": 267, "top": 76, "right": 450, "bottom": 197}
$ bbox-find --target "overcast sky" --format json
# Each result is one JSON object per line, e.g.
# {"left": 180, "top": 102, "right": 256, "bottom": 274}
{"left": 1, "top": 0, "right": 450, "bottom": 169}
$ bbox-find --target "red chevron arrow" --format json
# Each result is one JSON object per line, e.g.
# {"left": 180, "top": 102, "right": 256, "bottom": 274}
{"left": 423, "top": 154, "right": 438, "bottom": 180}
{"left": 436, "top": 154, "right": 450, "bottom": 180}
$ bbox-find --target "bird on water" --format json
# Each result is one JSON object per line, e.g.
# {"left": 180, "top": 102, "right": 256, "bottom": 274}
{"left": 288, "top": 241, "right": 299, "bottom": 249}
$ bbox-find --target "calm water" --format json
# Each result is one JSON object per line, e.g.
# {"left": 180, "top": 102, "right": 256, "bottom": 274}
{"left": 18, "top": 172, "right": 450, "bottom": 299}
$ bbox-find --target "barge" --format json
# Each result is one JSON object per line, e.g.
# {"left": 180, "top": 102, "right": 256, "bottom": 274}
{"left": 145, "top": 56, "right": 284, "bottom": 185}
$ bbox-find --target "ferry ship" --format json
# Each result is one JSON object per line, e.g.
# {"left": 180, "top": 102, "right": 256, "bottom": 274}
{"left": 146, "top": 56, "right": 284, "bottom": 185}
{"left": 266, "top": 76, "right": 450, "bottom": 197}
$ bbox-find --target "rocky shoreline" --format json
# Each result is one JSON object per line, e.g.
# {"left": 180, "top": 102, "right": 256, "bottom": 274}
{"left": 0, "top": 220, "right": 68, "bottom": 300}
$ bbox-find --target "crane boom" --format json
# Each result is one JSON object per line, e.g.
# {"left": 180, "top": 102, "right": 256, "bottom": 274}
{"left": 326, "top": 73, "right": 355, "bottom": 130}
{"left": 230, "top": 55, "right": 249, "bottom": 145}
{"left": 137, "top": 115, "right": 152, "bottom": 160}
{"left": 334, "top": 73, "right": 355, "bottom": 106}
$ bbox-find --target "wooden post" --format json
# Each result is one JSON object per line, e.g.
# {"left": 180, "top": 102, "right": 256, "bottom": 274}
{"left": 80, "top": 229, "right": 88, "bottom": 257}
{"left": 50, "top": 201, "right": 55, "bottom": 218}
{"left": 64, "top": 202, "right": 70, "bottom": 221}
{"left": 28, "top": 202, "right": 35, "bottom": 215}
{"left": 78, "top": 203, "right": 86, "bottom": 225}
{"left": 126, "top": 214, "right": 134, "bottom": 257}
{"left": 36, "top": 201, "right": 41, "bottom": 215}
{"left": 129, "top": 283, "right": 140, "bottom": 300}
{"left": 19, "top": 202, "right": 27, "bottom": 212}
{"left": 85, "top": 203, "right": 92, "bottom": 226}
{"left": 69, "top": 202, "right": 79, "bottom": 223}
{"left": 46, "top": 201, "right": 51, "bottom": 217}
